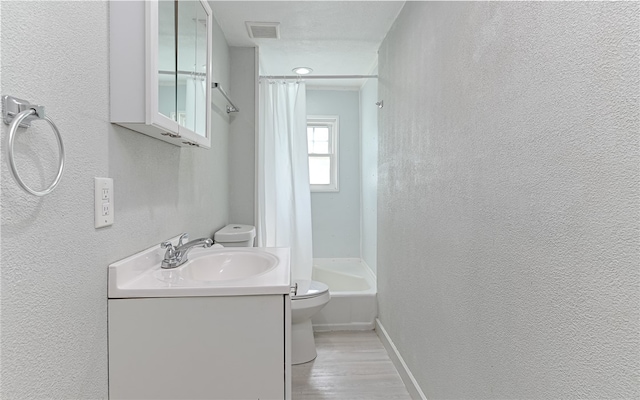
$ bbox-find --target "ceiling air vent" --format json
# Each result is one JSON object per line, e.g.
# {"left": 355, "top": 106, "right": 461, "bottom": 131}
{"left": 245, "top": 22, "right": 280, "bottom": 39}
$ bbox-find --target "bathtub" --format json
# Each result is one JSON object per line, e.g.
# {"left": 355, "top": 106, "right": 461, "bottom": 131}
{"left": 311, "top": 258, "right": 377, "bottom": 331}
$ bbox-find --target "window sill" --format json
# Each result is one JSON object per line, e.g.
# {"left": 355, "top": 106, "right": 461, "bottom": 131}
{"left": 310, "top": 185, "right": 339, "bottom": 193}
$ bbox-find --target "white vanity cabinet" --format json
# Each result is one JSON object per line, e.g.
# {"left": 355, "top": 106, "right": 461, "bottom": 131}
{"left": 110, "top": 0, "right": 212, "bottom": 148}
{"left": 109, "top": 294, "right": 291, "bottom": 399}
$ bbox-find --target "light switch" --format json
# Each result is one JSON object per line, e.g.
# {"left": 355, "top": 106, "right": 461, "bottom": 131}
{"left": 95, "top": 178, "right": 114, "bottom": 228}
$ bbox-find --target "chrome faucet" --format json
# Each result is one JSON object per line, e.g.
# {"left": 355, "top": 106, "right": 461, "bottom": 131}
{"left": 160, "top": 233, "right": 213, "bottom": 269}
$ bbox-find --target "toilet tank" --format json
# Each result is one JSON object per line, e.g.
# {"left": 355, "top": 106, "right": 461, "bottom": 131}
{"left": 214, "top": 224, "right": 256, "bottom": 247}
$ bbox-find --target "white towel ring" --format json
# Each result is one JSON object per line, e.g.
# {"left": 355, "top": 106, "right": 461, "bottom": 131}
{"left": 7, "top": 108, "right": 65, "bottom": 197}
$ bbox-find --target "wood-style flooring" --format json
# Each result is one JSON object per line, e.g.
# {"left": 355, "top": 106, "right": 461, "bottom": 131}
{"left": 292, "top": 331, "right": 412, "bottom": 400}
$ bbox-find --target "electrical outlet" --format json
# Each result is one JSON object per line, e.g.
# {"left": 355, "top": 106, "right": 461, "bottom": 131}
{"left": 95, "top": 178, "right": 114, "bottom": 228}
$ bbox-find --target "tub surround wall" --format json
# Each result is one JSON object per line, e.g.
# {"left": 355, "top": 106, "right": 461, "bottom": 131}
{"left": 359, "top": 75, "right": 378, "bottom": 274}
{"left": 377, "top": 2, "right": 639, "bottom": 398}
{"left": 229, "top": 47, "right": 258, "bottom": 225}
{"left": 307, "top": 90, "right": 361, "bottom": 258}
{"left": 0, "top": 2, "right": 230, "bottom": 398}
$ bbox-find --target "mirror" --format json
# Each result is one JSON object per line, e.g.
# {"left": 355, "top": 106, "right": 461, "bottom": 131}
{"left": 158, "top": 0, "right": 177, "bottom": 123}
{"left": 193, "top": 1, "right": 208, "bottom": 137}
{"left": 158, "top": 0, "right": 209, "bottom": 137}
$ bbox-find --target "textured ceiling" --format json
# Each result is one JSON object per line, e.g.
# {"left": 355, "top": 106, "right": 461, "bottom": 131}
{"left": 209, "top": 1, "right": 405, "bottom": 87}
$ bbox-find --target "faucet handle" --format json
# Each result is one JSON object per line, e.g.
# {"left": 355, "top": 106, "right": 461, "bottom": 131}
{"left": 178, "top": 233, "right": 189, "bottom": 247}
{"left": 160, "top": 241, "right": 176, "bottom": 268}
{"left": 161, "top": 241, "right": 175, "bottom": 256}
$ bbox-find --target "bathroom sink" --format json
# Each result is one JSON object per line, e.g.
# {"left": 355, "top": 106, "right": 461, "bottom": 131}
{"left": 181, "top": 251, "right": 277, "bottom": 282}
{"left": 108, "top": 236, "right": 290, "bottom": 298}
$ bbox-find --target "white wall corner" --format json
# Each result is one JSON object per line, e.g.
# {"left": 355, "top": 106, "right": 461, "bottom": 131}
{"left": 376, "top": 319, "right": 428, "bottom": 400}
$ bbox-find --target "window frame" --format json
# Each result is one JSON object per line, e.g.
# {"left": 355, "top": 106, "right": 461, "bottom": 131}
{"left": 307, "top": 115, "right": 339, "bottom": 192}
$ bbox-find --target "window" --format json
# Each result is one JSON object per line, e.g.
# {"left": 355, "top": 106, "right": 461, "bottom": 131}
{"left": 307, "top": 116, "right": 339, "bottom": 192}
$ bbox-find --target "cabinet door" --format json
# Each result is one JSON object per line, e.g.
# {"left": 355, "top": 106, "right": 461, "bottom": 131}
{"left": 157, "top": 0, "right": 177, "bottom": 123}
{"left": 176, "top": 0, "right": 211, "bottom": 147}
{"left": 193, "top": 0, "right": 210, "bottom": 139}
{"left": 109, "top": 296, "right": 285, "bottom": 400}
{"left": 147, "top": 0, "right": 180, "bottom": 135}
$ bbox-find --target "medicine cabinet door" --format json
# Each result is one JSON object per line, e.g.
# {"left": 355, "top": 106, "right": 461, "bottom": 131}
{"left": 156, "top": 0, "right": 212, "bottom": 148}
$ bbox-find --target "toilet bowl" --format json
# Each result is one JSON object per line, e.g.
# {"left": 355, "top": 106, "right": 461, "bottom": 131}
{"left": 214, "top": 224, "right": 331, "bottom": 365}
{"left": 291, "top": 279, "right": 330, "bottom": 364}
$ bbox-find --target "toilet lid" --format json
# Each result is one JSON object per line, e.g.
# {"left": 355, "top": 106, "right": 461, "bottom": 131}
{"left": 293, "top": 280, "right": 329, "bottom": 299}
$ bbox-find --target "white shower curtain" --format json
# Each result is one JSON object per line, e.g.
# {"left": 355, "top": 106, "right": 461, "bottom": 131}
{"left": 257, "top": 80, "right": 313, "bottom": 283}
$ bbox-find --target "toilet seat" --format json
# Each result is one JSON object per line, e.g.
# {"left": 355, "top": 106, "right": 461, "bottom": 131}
{"left": 293, "top": 280, "right": 329, "bottom": 300}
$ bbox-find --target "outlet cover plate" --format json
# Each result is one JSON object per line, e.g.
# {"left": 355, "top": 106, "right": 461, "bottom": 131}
{"left": 95, "top": 177, "right": 114, "bottom": 228}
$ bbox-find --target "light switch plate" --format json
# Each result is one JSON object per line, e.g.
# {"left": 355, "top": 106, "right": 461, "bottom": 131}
{"left": 95, "top": 178, "right": 114, "bottom": 228}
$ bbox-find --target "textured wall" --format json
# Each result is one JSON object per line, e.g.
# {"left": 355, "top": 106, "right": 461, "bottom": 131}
{"left": 228, "top": 47, "right": 257, "bottom": 226}
{"left": 0, "top": 2, "right": 230, "bottom": 398}
{"left": 307, "top": 90, "right": 361, "bottom": 258}
{"left": 360, "top": 77, "right": 378, "bottom": 273}
{"left": 377, "top": 2, "right": 639, "bottom": 398}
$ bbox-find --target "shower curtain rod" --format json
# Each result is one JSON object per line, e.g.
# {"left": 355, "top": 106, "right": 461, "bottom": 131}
{"left": 259, "top": 74, "right": 378, "bottom": 80}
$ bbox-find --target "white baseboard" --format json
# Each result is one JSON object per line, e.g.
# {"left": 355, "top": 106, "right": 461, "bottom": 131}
{"left": 313, "top": 322, "right": 375, "bottom": 332}
{"left": 375, "top": 319, "right": 427, "bottom": 400}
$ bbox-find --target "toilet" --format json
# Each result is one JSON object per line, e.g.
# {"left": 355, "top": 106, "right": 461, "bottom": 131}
{"left": 214, "top": 224, "right": 331, "bottom": 365}
{"left": 290, "top": 279, "right": 330, "bottom": 364}
{"left": 213, "top": 224, "right": 256, "bottom": 247}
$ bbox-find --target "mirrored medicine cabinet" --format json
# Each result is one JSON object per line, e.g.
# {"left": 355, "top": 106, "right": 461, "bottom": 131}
{"left": 110, "top": 0, "right": 213, "bottom": 148}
